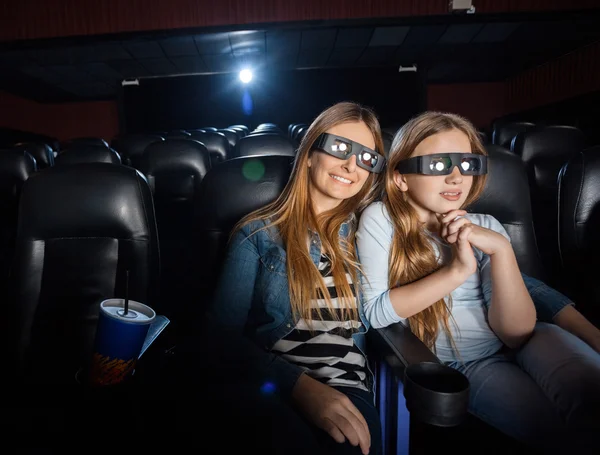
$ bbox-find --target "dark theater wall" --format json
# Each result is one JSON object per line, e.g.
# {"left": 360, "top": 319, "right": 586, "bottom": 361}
{"left": 121, "top": 68, "right": 425, "bottom": 134}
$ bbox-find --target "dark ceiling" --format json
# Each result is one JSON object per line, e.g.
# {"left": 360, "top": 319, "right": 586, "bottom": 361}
{"left": 1, "top": 9, "right": 599, "bottom": 103}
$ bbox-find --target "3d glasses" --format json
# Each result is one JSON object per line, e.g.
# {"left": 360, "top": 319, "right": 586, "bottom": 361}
{"left": 395, "top": 153, "right": 487, "bottom": 176}
{"left": 312, "top": 133, "right": 386, "bottom": 174}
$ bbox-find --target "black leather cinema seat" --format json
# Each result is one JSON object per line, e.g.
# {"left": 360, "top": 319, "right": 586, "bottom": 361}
{"left": 54, "top": 144, "right": 121, "bottom": 165}
{"left": 232, "top": 133, "right": 296, "bottom": 158}
{"left": 558, "top": 145, "right": 600, "bottom": 324}
{"left": 7, "top": 163, "right": 159, "bottom": 385}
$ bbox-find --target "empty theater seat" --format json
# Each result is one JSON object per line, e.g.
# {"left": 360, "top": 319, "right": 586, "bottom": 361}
{"left": 188, "top": 131, "right": 231, "bottom": 164}
{"left": 60, "top": 137, "right": 109, "bottom": 150}
{"left": 0, "top": 150, "right": 37, "bottom": 297}
{"left": 491, "top": 120, "right": 535, "bottom": 149}
{"left": 232, "top": 133, "right": 296, "bottom": 158}
{"left": 110, "top": 133, "right": 164, "bottom": 168}
{"left": 55, "top": 144, "right": 121, "bottom": 165}
{"left": 137, "top": 138, "right": 211, "bottom": 325}
{"left": 511, "top": 125, "right": 586, "bottom": 289}
{"left": 7, "top": 163, "right": 159, "bottom": 386}
{"left": 12, "top": 142, "right": 55, "bottom": 169}
{"left": 558, "top": 145, "right": 600, "bottom": 323}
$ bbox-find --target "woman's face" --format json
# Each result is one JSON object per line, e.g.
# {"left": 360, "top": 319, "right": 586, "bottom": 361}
{"left": 394, "top": 129, "right": 474, "bottom": 223}
{"left": 308, "top": 121, "right": 374, "bottom": 215}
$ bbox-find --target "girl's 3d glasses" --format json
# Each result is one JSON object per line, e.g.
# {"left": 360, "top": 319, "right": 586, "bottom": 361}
{"left": 396, "top": 153, "right": 487, "bottom": 176}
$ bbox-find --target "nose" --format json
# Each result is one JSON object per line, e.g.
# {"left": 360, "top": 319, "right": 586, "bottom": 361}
{"left": 445, "top": 166, "right": 463, "bottom": 184}
{"left": 342, "top": 154, "right": 357, "bottom": 173}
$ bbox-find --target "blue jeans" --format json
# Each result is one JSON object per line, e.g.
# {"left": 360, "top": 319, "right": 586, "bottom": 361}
{"left": 448, "top": 323, "right": 600, "bottom": 454}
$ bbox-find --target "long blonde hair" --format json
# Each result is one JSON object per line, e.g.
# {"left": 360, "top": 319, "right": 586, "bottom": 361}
{"left": 234, "top": 102, "right": 384, "bottom": 324}
{"left": 385, "top": 112, "right": 487, "bottom": 350}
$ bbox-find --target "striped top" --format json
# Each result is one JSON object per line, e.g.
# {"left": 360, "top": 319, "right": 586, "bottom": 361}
{"left": 271, "top": 254, "right": 368, "bottom": 391}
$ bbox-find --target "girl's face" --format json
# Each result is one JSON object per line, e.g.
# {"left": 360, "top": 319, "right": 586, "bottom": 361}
{"left": 394, "top": 129, "right": 474, "bottom": 224}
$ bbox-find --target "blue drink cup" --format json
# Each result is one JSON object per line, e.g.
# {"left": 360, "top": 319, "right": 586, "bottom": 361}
{"left": 88, "top": 298, "right": 156, "bottom": 386}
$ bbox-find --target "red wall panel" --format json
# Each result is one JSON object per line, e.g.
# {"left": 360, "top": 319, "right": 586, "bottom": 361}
{"left": 1, "top": 0, "right": 598, "bottom": 42}
{"left": 0, "top": 91, "right": 118, "bottom": 142}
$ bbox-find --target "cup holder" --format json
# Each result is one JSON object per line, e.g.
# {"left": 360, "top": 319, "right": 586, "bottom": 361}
{"left": 403, "top": 361, "right": 470, "bottom": 427}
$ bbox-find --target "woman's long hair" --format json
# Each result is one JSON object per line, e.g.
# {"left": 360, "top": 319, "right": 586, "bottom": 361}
{"left": 234, "top": 102, "right": 384, "bottom": 325}
{"left": 384, "top": 112, "right": 487, "bottom": 350}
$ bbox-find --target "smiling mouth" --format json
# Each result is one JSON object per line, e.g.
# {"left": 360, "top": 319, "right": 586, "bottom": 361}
{"left": 330, "top": 174, "right": 353, "bottom": 184}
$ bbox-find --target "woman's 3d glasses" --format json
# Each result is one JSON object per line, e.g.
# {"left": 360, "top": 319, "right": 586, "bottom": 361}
{"left": 312, "top": 133, "right": 386, "bottom": 174}
{"left": 396, "top": 153, "right": 488, "bottom": 176}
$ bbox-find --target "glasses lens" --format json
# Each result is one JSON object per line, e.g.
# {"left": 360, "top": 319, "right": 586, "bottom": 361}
{"left": 331, "top": 139, "right": 352, "bottom": 156}
{"left": 460, "top": 157, "right": 481, "bottom": 173}
{"left": 358, "top": 150, "right": 378, "bottom": 169}
{"left": 429, "top": 156, "right": 453, "bottom": 173}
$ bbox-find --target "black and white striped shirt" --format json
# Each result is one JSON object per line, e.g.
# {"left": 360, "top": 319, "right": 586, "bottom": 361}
{"left": 271, "top": 254, "right": 368, "bottom": 391}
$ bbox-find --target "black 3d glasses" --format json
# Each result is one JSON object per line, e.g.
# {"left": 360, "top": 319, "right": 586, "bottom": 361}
{"left": 312, "top": 133, "right": 386, "bottom": 174}
{"left": 395, "top": 153, "right": 487, "bottom": 176}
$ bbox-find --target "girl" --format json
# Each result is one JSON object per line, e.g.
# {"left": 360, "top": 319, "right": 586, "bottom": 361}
{"left": 209, "top": 102, "right": 387, "bottom": 455}
{"left": 356, "top": 111, "right": 600, "bottom": 453}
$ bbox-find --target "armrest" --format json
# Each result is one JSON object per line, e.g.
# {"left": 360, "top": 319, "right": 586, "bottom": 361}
{"left": 368, "top": 323, "right": 440, "bottom": 377}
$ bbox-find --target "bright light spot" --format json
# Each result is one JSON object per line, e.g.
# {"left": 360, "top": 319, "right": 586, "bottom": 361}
{"left": 239, "top": 69, "right": 253, "bottom": 83}
{"left": 461, "top": 161, "right": 470, "bottom": 171}
{"left": 435, "top": 162, "right": 445, "bottom": 171}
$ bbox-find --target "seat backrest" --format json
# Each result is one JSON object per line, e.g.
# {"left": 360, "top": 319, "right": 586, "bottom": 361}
{"left": 55, "top": 145, "right": 121, "bottom": 165}
{"left": 110, "top": 133, "right": 164, "bottom": 168}
{"left": 491, "top": 120, "right": 535, "bottom": 148}
{"left": 137, "top": 138, "right": 211, "bottom": 325}
{"left": 12, "top": 142, "right": 55, "bottom": 169}
{"left": 511, "top": 125, "right": 586, "bottom": 287}
{"left": 8, "top": 163, "right": 159, "bottom": 384}
{"left": 233, "top": 133, "right": 296, "bottom": 158}
{"left": 468, "top": 145, "right": 544, "bottom": 279}
{"left": 61, "top": 137, "right": 109, "bottom": 149}
{"left": 188, "top": 131, "right": 231, "bottom": 164}
{"left": 191, "top": 155, "right": 293, "bottom": 322}
{"left": 0, "top": 150, "right": 37, "bottom": 296}
{"left": 557, "top": 145, "right": 600, "bottom": 321}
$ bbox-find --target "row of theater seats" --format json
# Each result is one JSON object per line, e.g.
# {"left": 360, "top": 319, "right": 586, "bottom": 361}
{"left": 2, "top": 119, "right": 596, "bottom": 333}
{"left": 3, "top": 140, "right": 600, "bottom": 378}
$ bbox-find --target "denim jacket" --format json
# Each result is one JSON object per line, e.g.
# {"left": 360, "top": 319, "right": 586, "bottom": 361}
{"left": 210, "top": 218, "right": 372, "bottom": 398}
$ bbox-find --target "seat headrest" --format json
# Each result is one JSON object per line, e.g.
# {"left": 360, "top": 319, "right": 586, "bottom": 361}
{"left": 511, "top": 125, "right": 585, "bottom": 164}
{"left": 18, "top": 163, "right": 155, "bottom": 240}
{"left": 195, "top": 155, "right": 293, "bottom": 231}
{"left": 188, "top": 132, "right": 230, "bottom": 161}
{"left": 140, "top": 139, "right": 210, "bottom": 176}
{"left": 62, "top": 137, "right": 109, "bottom": 149}
{"left": 111, "top": 134, "right": 164, "bottom": 157}
{"left": 0, "top": 150, "right": 37, "bottom": 202}
{"left": 234, "top": 134, "right": 296, "bottom": 158}
{"left": 55, "top": 145, "right": 121, "bottom": 165}
{"left": 469, "top": 145, "right": 532, "bottom": 224}
{"left": 12, "top": 142, "right": 54, "bottom": 168}
{"left": 491, "top": 121, "right": 535, "bottom": 148}
{"left": 559, "top": 146, "right": 600, "bottom": 250}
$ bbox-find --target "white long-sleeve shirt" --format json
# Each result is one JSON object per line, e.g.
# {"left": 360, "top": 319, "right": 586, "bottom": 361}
{"left": 356, "top": 201, "right": 509, "bottom": 363}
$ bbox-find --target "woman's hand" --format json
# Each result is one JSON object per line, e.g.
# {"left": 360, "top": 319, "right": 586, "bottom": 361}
{"left": 292, "top": 374, "right": 371, "bottom": 454}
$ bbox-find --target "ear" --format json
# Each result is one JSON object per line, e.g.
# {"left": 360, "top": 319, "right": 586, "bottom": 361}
{"left": 393, "top": 170, "right": 409, "bottom": 192}
{"left": 307, "top": 151, "right": 313, "bottom": 168}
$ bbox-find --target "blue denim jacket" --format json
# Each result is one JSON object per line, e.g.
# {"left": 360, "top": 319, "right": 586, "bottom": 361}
{"left": 211, "top": 218, "right": 372, "bottom": 398}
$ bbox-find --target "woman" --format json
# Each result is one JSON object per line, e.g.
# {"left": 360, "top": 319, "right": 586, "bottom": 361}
{"left": 356, "top": 111, "right": 600, "bottom": 453}
{"left": 208, "top": 102, "right": 387, "bottom": 455}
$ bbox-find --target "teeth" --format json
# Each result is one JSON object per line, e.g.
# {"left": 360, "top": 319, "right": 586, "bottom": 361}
{"left": 442, "top": 192, "right": 459, "bottom": 196}
{"left": 331, "top": 175, "right": 352, "bottom": 184}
